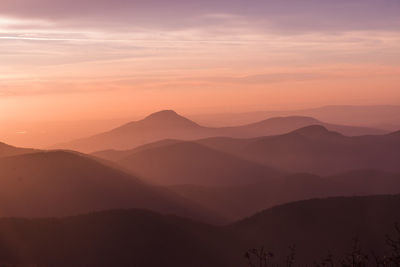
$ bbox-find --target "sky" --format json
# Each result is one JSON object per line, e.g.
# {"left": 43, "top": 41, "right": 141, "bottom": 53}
{"left": 0, "top": 0, "right": 400, "bottom": 134}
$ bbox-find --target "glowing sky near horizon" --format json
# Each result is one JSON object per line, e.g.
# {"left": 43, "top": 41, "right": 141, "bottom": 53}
{"left": 1, "top": 0, "right": 400, "bottom": 123}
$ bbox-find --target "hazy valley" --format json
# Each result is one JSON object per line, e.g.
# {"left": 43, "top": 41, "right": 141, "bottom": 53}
{"left": 0, "top": 108, "right": 400, "bottom": 266}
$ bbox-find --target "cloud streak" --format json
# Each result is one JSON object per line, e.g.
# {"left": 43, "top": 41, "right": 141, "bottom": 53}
{"left": 0, "top": 0, "right": 399, "bottom": 122}
{"left": 1, "top": 0, "right": 399, "bottom": 32}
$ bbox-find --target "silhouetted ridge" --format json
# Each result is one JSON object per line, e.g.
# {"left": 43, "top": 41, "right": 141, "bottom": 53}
{"left": 58, "top": 110, "right": 385, "bottom": 152}
{"left": 0, "top": 150, "right": 222, "bottom": 222}
{"left": 0, "top": 141, "right": 38, "bottom": 158}
{"left": 0, "top": 195, "right": 399, "bottom": 266}
{"left": 142, "top": 110, "right": 199, "bottom": 125}
{"left": 0, "top": 141, "right": 18, "bottom": 150}
{"left": 113, "top": 110, "right": 200, "bottom": 132}
{"left": 292, "top": 124, "right": 341, "bottom": 137}
{"left": 144, "top": 110, "right": 179, "bottom": 120}
{"left": 0, "top": 142, "right": 10, "bottom": 150}
{"left": 233, "top": 194, "right": 400, "bottom": 229}
{"left": 118, "top": 141, "right": 278, "bottom": 185}
{"left": 387, "top": 130, "right": 400, "bottom": 137}
{"left": 257, "top": 116, "right": 320, "bottom": 125}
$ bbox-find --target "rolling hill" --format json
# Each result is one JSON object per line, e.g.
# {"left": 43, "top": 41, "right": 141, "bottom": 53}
{"left": 111, "top": 141, "right": 280, "bottom": 186}
{"left": 94, "top": 125, "right": 400, "bottom": 180}
{"left": 170, "top": 170, "right": 400, "bottom": 220}
{"left": 56, "top": 110, "right": 385, "bottom": 153}
{"left": 197, "top": 125, "right": 400, "bottom": 174}
{"left": 232, "top": 194, "right": 400, "bottom": 265}
{"left": 92, "top": 134, "right": 400, "bottom": 220}
{"left": 0, "top": 209, "right": 237, "bottom": 267}
{"left": 0, "top": 150, "right": 221, "bottom": 223}
{"left": 0, "top": 195, "right": 398, "bottom": 266}
{"left": 0, "top": 142, "right": 38, "bottom": 158}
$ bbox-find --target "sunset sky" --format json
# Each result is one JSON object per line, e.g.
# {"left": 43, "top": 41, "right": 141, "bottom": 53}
{"left": 1, "top": 0, "right": 400, "bottom": 125}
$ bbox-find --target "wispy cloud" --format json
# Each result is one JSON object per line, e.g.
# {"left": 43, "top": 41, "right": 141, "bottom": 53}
{"left": 1, "top": 0, "right": 399, "bottom": 32}
{"left": 0, "top": 0, "right": 399, "bottom": 120}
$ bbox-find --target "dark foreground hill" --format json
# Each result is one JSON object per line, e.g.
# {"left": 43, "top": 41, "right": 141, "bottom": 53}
{"left": 0, "top": 209, "right": 237, "bottom": 267}
{"left": 0, "top": 195, "right": 399, "bottom": 267}
{"left": 231, "top": 194, "right": 400, "bottom": 264}
{"left": 170, "top": 170, "right": 400, "bottom": 220}
{"left": 0, "top": 150, "right": 220, "bottom": 223}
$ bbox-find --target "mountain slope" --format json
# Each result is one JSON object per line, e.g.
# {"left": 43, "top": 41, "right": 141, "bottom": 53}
{"left": 0, "top": 142, "right": 38, "bottom": 158}
{"left": 55, "top": 110, "right": 211, "bottom": 152}
{"left": 0, "top": 195, "right": 399, "bottom": 266}
{"left": 190, "top": 105, "right": 400, "bottom": 130}
{"left": 280, "top": 105, "right": 400, "bottom": 130}
{"left": 95, "top": 125, "right": 400, "bottom": 177}
{"left": 115, "top": 141, "right": 280, "bottom": 186}
{"left": 170, "top": 170, "right": 400, "bottom": 220}
{"left": 0, "top": 151, "right": 221, "bottom": 223}
{"left": 0, "top": 209, "right": 237, "bottom": 267}
{"left": 198, "top": 125, "right": 400, "bottom": 174}
{"left": 225, "top": 115, "right": 385, "bottom": 137}
{"left": 232, "top": 194, "right": 400, "bottom": 264}
{"left": 92, "top": 139, "right": 182, "bottom": 162}
{"left": 57, "top": 110, "right": 385, "bottom": 152}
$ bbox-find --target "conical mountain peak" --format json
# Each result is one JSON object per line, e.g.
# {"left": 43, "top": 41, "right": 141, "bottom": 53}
{"left": 140, "top": 110, "right": 199, "bottom": 126}
{"left": 144, "top": 110, "right": 180, "bottom": 120}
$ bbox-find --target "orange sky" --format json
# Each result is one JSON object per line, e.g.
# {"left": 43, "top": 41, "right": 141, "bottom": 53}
{"left": 1, "top": 0, "right": 400, "bottom": 146}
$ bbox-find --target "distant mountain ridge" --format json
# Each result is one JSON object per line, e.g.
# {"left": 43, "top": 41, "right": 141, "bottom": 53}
{"left": 197, "top": 125, "right": 400, "bottom": 174}
{"left": 94, "top": 124, "right": 400, "bottom": 176}
{"left": 189, "top": 105, "right": 400, "bottom": 130}
{"left": 56, "top": 110, "right": 386, "bottom": 152}
{"left": 114, "top": 141, "right": 280, "bottom": 186}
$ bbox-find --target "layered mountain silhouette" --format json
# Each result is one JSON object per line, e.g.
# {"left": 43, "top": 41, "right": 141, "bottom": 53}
{"left": 96, "top": 141, "right": 280, "bottom": 186}
{"left": 0, "top": 150, "right": 221, "bottom": 223}
{"left": 57, "top": 110, "right": 384, "bottom": 152}
{"left": 170, "top": 170, "right": 400, "bottom": 220}
{"left": 191, "top": 105, "right": 400, "bottom": 130}
{"left": 94, "top": 125, "right": 400, "bottom": 178}
{"left": 89, "top": 132, "right": 400, "bottom": 220}
{"left": 0, "top": 195, "right": 398, "bottom": 267}
{"left": 196, "top": 125, "right": 400, "bottom": 174}
{"left": 2, "top": 108, "right": 398, "bottom": 267}
{"left": 55, "top": 110, "right": 209, "bottom": 152}
{"left": 279, "top": 105, "right": 400, "bottom": 130}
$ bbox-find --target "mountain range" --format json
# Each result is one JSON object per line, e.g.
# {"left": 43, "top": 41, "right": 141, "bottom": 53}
{"left": 1, "top": 108, "right": 399, "bottom": 267}
{"left": 189, "top": 105, "right": 400, "bottom": 130}
{"left": 55, "top": 110, "right": 385, "bottom": 152}
{"left": 0, "top": 150, "right": 221, "bottom": 223}
{"left": 94, "top": 124, "right": 400, "bottom": 177}
{"left": 95, "top": 140, "right": 280, "bottom": 186}
{"left": 200, "top": 125, "right": 400, "bottom": 174}
{"left": 3, "top": 137, "right": 400, "bottom": 223}
{"left": 170, "top": 170, "right": 400, "bottom": 220}
{"left": 88, "top": 124, "right": 400, "bottom": 220}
